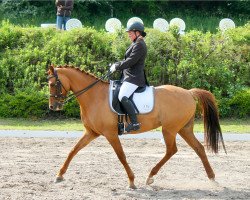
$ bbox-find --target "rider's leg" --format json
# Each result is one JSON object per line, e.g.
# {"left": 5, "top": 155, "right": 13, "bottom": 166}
{"left": 121, "top": 96, "right": 140, "bottom": 132}
{"left": 118, "top": 82, "right": 140, "bottom": 132}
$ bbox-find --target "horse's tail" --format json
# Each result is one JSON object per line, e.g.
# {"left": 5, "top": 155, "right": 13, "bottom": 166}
{"left": 190, "top": 88, "right": 227, "bottom": 154}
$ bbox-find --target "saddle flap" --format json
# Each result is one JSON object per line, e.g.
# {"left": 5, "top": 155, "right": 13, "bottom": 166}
{"left": 111, "top": 80, "right": 124, "bottom": 114}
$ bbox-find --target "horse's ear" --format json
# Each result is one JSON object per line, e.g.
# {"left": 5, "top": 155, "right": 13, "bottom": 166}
{"left": 48, "top": 65, "right": 54, "bottom": 74}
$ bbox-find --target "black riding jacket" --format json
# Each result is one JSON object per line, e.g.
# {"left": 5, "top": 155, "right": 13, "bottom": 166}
{"left": 115, "top": 37, "right": 147, "bottom": 87}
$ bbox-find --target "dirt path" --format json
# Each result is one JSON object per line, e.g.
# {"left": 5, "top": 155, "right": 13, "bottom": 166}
{"left": 0, "top": 137, "right": 249, "bottom": 199}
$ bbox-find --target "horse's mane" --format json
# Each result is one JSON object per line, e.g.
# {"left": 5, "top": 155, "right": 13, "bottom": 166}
{"left": 52, "top": 65, "right": 109, "bottom": 84}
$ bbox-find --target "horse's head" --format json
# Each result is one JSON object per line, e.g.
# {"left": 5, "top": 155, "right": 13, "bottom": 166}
{"left": 47, "top": 65, "right": 70, "bottom": 111}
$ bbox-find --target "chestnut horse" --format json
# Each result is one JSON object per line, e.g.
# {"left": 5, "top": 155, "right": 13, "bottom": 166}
{"left": 48, "top": 65, "right": 226, "bottom": 189}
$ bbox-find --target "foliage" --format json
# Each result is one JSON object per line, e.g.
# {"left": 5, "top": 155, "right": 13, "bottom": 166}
{"left": 228, "top": 89, "right": 250, "bottom": 118}
{"left": 145, "top": 24, "right": 250, "bottom": 99}
{"left": 0, "top": 22, "right": 249, "bottom": 118}
{"left": 0, "top": 0, "right": 249, "bottom": 32}
{"left": 63, "top": 98, "right": 80, "bottom": 118}
{"left": 0, "top": 91, "right": 48, "bottom": 118}
{"left": 0, "top": 89, "right": 81, "bottom": 119}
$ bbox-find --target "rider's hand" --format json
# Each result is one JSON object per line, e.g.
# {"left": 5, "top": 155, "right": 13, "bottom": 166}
{"left": 110, "top": 63, "right": 117, "bottom": 73}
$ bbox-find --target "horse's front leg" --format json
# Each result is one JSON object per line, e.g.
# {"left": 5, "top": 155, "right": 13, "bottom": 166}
{"left": 55, "top": 131, "right": 99, "bottom": 182}
{"left": 105, "top": 134, "right": 136, "bottom": 189}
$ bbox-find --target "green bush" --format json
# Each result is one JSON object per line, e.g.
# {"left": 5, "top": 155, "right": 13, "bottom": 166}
{"left": 0, "top": 91, "right": 48, "bottom": 118}
{"left": 145, "top": 24, "right": 250, "bottom": 98}
{"left": 0, "top": 22, "right": 249, "bottom": 118}
{"left": 0, "top": 90, "right": 81, "bottom": 118}
{"left": 228, "top": 89, "right": 250, "bottom": 118}
{"left": 63, "top": 98, "right": 80, "bottom": 118}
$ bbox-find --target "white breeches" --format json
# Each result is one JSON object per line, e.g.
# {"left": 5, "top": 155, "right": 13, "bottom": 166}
{"left": 118, "top": 81, "right": 138, "bottom": 102}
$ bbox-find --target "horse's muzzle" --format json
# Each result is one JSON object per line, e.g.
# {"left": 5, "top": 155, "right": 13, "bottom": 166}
{"left": 49, "top": 102, "right": 64, "bottom": 111}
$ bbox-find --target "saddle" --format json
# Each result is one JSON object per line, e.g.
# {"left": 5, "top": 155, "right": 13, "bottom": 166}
{"left": 109, "top": 80, "right": 155, "bottom": 135}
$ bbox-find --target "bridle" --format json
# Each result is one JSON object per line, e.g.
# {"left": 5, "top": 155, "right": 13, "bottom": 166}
{"left": 48, "top": 68, "right": 112, "bottom": 105}
{"left": 48, "top": 69, "right": 67, "bottom": 103}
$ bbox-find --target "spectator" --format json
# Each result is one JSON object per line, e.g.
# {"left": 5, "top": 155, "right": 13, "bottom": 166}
{"left": 56, "top": 0, "right": 74, "bottom": 30}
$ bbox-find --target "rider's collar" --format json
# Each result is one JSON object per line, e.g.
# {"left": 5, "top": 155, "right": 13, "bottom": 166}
{"left": 133, "top": 36, "right": 142, "bottom": 43}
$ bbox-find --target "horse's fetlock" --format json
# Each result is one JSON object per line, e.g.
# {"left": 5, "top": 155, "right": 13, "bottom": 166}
{"left": 150, "top": 169, "right": 158, "bottom": 176}
{"left": 208, "top": 172, "right": 215, "bottom": 179}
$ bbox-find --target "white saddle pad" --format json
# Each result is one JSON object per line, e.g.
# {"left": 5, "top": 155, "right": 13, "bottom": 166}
{"left": 109, "top": 81, "right": 155, "bottom": 114}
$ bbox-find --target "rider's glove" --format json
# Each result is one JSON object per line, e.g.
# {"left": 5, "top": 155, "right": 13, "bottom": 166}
{"left": 110, "top": 64, "right": 116, "bottom": 73}
{"left": 110, "top": 62, "right": 119, "bottom": 73}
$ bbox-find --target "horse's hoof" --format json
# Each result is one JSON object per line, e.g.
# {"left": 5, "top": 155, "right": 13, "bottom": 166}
{"left": 210, "top": 179, "right": 219, "bottom": 187}
{"left": 128, "top": 184, "right": 137, "bottom": 190}
{"left": 146, "top": 177, "right": 154, "bottom": 185}
{"left": 54, "top": 176, "right": 64, "bottom": 183}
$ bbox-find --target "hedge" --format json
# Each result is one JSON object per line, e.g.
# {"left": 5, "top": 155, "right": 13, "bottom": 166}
{"left": 0, "top": 21, "right": 249, "bottom": 118}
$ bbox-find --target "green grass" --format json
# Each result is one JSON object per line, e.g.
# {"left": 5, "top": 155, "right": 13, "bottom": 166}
{"left": 0, "top": 118, "right": 84, "bottom": 131}
{"left": 0, "top": 118, "right": 249, "bottom": 133}
{"left": 193, "top": 118, "right": 250, "bottom": 133}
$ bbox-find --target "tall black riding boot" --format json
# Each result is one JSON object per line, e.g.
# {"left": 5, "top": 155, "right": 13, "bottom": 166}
{"left": 120, "top": 96, "right": 140, "bottom": 132}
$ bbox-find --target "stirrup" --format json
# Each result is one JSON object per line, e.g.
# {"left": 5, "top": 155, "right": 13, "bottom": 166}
{"left": 125, "top": 123, "right": 140, "bottom": 132}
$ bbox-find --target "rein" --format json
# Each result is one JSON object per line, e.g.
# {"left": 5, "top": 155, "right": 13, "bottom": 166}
{"left": 48, "top": 69, "right": 112, "bottom": 105}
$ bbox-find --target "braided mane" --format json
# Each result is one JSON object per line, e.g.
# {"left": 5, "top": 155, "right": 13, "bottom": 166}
{"left": 51, "top": 64, "right": 109, "bottom": 84}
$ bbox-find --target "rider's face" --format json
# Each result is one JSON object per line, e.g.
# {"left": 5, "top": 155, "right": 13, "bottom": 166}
{"left": 128, "top": 31, "right": 137, "bottom": 42}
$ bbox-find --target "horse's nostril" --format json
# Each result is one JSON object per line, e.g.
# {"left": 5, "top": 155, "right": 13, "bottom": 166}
{"left": 49, "top": 105, "right": 54, "bottom": 110}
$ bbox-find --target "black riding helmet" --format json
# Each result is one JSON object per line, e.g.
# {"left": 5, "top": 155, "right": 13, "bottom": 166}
{"left": 126, "top": 22, "right": 146, "bottom": 37}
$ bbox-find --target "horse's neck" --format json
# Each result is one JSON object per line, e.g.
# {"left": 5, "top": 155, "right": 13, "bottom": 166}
{"left": 61, "top": 68, "right": 108, "bottom": 109}
{"left": 67, "top": 69, "right": 98, "bottom": 92}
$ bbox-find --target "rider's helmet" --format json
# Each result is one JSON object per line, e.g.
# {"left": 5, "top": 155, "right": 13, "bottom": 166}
{"left": 126, "top": 22, "right": 146, "bottom": 37}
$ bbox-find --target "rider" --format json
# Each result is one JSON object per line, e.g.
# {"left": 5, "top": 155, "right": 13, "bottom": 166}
{"left": 110, "top": 21, "right": 147, "bottom": 133}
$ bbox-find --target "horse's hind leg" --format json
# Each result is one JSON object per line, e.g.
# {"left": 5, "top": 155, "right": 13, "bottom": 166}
{"left": 55, "top": 129, "right": 99, "bottom": 182}
{"left": 146, "top": 127, "right": 177, "bottom": 185}
{"left": 178, "top": 121, "right": 215, "bottom": 180}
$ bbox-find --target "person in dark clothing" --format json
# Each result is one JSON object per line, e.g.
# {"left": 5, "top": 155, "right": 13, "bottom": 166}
{"left": 110, "top": 21, "right": 147, "bottom": 133}
{"left": 55, "top": 0, "right": 74, "bottom": 30}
